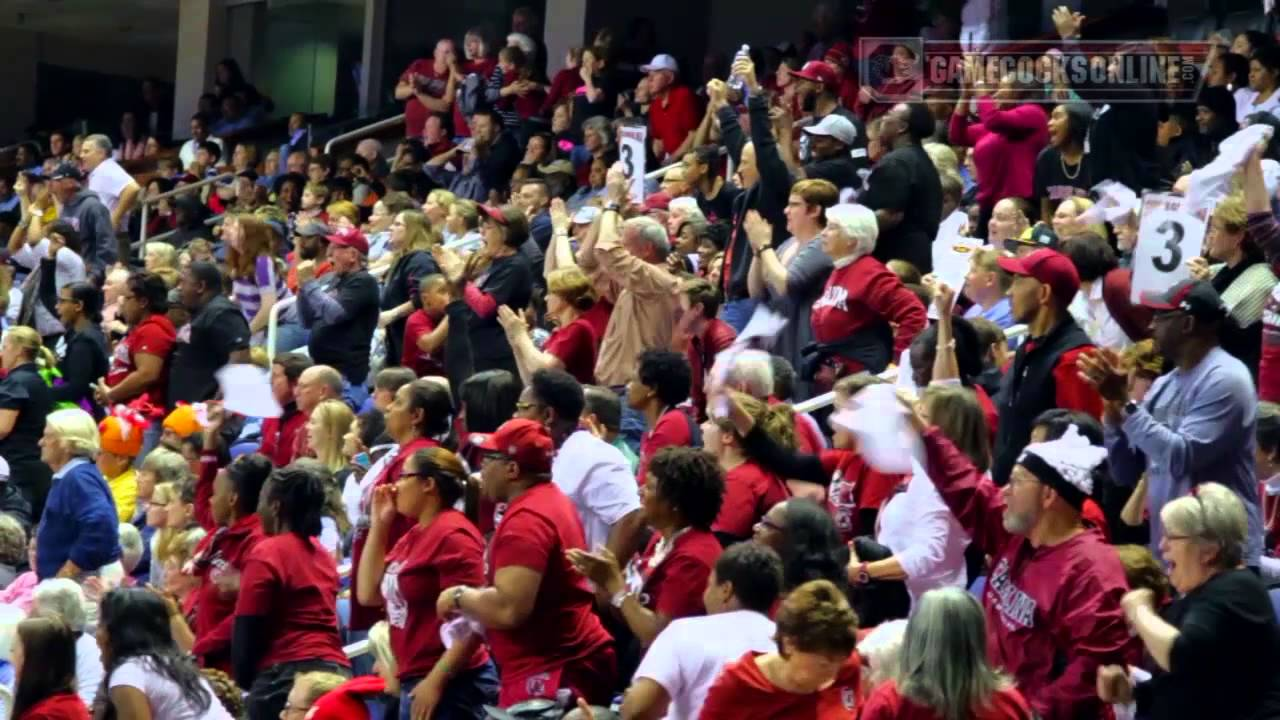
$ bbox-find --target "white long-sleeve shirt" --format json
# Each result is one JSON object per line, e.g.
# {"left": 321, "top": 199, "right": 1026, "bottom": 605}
{"left": 875, "top": 458, "right": 971, "bottom": 609}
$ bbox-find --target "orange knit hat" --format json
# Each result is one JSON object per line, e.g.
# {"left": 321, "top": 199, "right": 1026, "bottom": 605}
{"left": 99, "top": 405, "right": 149, "bottom": 457}
{"left": 162, "top": 404, "right": 204, "bottom": 439}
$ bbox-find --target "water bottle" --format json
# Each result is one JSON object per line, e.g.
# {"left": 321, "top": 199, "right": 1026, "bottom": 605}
{"left": 729, "top": 44, "right": 751, "bottom": 95}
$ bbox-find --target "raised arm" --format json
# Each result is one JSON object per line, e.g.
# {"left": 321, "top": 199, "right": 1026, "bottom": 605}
{"left": 919, "top": 426, "right": 1013, "bottom": 556}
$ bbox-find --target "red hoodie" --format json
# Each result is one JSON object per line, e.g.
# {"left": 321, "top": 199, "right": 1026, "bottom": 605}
{"left": 257, "top": 403, "right": 306, "bottom": 467}
{"left": 921, "top": 428, "right": 1138, "bottom": 720}
{"left": 810, "top": 256, "right": 926, "bottom": 376}
{"left": 699, "top": 650, "right": 863, "bottom": 719}
{"left": 822, "top": 449, "right": 906, "bottom": 541}
{"left": 191, "top": 451, "right": 265, "bottom": 671}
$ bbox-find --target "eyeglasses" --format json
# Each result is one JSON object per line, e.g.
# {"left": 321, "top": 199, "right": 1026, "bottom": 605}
{"left": 754, "top": 517, "right": 784, "bottom": 533}
{"left": 399, "top": 471, "right": 425, "bottom": 479}
{"left": 1164, "top": 534, "right": 1193, "bottom": 542}
{"left": 481, "top": 452, "right": 512, "bottom": 464}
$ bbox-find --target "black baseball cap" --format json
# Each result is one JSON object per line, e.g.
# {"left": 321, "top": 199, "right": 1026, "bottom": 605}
{"left": 1003, "top": 222, "right": 1058, "bottom": 254}
{"left": 1139, "top": 279, "right": 1228, "bottom": 321}
{"left": 48, "top": 162, "right": 84, "bottom": 182}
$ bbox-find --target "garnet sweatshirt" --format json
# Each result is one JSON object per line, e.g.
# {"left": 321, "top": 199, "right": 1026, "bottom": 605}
{"left": 921, "top": 428, "right": 1137, "bottom": 720}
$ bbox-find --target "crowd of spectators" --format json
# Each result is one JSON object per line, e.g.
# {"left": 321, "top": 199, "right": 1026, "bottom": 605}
{"left": 4, "top": 2, "right": 1280, "bottom": 719}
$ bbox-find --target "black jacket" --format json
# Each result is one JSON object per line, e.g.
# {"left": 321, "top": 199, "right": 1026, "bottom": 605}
{"left": 992, "top": 318, "right": 1094, "bottom": 485}
{"left": 301, "top": 270, "right": 380, "bottom": 385}
{"left": 52, "top": 323, "right": 109, "bottom": 413}
{"left": 717, "top": 94, "right": 792, "bottom": 302}
{"left": 379, "top": 250, "right": 439, "bottom": 366}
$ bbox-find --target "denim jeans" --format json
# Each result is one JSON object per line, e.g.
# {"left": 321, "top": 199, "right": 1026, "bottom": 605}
{"left": 399, "top": 660, "right": 500, "bottom": 720}
{"left": 719, "top": 297, "right": 758, "bottom": 334}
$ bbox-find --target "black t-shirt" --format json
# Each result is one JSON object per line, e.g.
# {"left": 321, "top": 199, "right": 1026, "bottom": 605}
{"left": 1137, "top": 568, "right": 1280, "bottom": 720}
{"left": 1033, "top": 147, "right": 1092, "bottom": 210}
{"left": 467, "top": 253, "right": 533, "bottom": 368}
{"left": 0, "top": 363, "right": 52, "bottom": 465}
{"left": 859, "top": 144, "right": 941, "bottom": 273}
{"left": 380, "top": 250, "right": 439, "bottom": 366}
{"left": 169, "top": 295, "right": 251, "bottom": 408}
{"left": 308, "top": 270, "right": 380, "bottom": 384}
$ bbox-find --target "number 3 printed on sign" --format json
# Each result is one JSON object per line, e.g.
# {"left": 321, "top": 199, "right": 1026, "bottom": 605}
{"left": 1129, "top": 192, "right": 1207, "bottom": 303}
{"left": 1152, "top": 219, "right": 1184, "bottom": 272}
{"left": 620, "top": 144, "right": 635, "bottom": 180}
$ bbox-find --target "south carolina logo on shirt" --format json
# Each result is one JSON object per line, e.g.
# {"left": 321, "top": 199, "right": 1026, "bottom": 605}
{"left": 987, "top": 557, "right": 1037, "bottom": 631}
{"left": 525, "top": 672, "right": 550, "bottom": 698}
{"left": 381, "top": 560, "right": 409, "bottom": 629}
{"left": 813, "top": 285, "right": 850, "bottom": 312}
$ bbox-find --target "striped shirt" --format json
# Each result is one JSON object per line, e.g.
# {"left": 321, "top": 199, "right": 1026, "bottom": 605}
{"left": 231, "top": 254, "right": 290, "bottom": 325}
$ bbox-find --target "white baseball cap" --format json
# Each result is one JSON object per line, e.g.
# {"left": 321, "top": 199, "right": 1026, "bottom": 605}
{"left": 641, "top": 54, "right": 679, "bottom": 73}
{"left": 802, "top": 114, "right": 858, "bottom": 146}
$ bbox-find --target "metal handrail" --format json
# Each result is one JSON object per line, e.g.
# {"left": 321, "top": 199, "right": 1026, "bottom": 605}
{"left": 324, "top": 113, "right": 406, "bottom": 155}
{"left": 266, "top": 296, "right": 298, "bottom": 363}
{"left": 137, "top": 212, "right": 226, "bottom": 248}
{"left": 792, "top": 323, "right": 1029, "bottom": 415}
{"left": 345, "top": 639, "right": 369, "bottom": 659}
{"left": 137, "top": 173, "right": 235, "bottom": 260}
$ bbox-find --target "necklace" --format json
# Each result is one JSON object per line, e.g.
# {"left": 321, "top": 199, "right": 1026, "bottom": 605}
{"left": 1059, "top": 151, "right": 1082, "bottom": 180}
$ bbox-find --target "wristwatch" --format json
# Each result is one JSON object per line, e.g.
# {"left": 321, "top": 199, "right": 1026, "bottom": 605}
{"left": 854, "top": 562, "right": 871, "bottom": 585}
{"left": 1123, "top": 400, "right": 1139, "bottom": 417}
{"left": 452, "top": 586, "right": 466, "bottom": 612}
{"left": 603, "top": 202, "right": 621, "bottom": 213}
{"left": 610, "top": 589, "right": 631, "bottom": 609}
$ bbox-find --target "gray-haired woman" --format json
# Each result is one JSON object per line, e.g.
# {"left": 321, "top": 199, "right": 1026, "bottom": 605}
{"left": 860, "top": 587, "right": 1033, "bottom": 720}
{"left": 1097, "top": 482, "right": 1280, "bottom": 720}
{"left": 31, "top": 578, "right": 102, "bottom": 706}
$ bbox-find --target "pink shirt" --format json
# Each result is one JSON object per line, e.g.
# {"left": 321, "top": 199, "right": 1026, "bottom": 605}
{"left": 0, "top": 571, "right": 38, "bottom": 612}
{"left": 949, "top": 96, "right": 1049, "bottom": 208}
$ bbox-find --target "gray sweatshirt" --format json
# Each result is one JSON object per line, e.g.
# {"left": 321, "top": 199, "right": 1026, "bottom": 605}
{"left": 1104, "top": 346, "right": 1263, "bottom": 566}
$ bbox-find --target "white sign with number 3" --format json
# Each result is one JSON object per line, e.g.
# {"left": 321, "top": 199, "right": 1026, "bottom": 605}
{"left": 1130, "top": 192, "right": 1208, "bottom": 303}
{"left": 619, "top": 125, "right": 647, "bottom": 204}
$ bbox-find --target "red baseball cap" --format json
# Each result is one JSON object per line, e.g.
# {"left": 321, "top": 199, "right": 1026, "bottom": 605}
{"left": 480, "top": 204, "right": 510, "bottom": 225}
{"left": 997, "top": 248, "right": 1080, "bottom": 307}
{"left": 792, "top": 60, "right": 839, "bottom": 89}
{"left": 325, "top": 228, "right": 369, "bottom": 255}
{"left": 477, "top": 418, "right": 555, "bottom": 474}
{"left": 304, "top": 676, "right": 385, "bottom": 720}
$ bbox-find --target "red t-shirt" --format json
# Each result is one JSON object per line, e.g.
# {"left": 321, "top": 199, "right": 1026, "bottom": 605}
{"left": 401, "top": 309, "right": 445, "bottom": 377}
{"left": 810, "top": 257, "right": 927, "bottom": 376}
{"left": 628, "top": 528, "right": 721, "bottom": 619}
{"left": 699, "top": 650, "right": 864, "bottom": 719}
{"left": 401, "top": 59, "right": 450, "bottom": 138}
{"left": 486, "top": 482, "right": 614, "bottom": 703}
{"left": 19, "top": 693, "right": 89, "bottom": 720}
{"left": 234, "top": 533, "right": 348, "bottom": 670}
{"left": 686, "top": 319, "right": 737, "bottom": 418}
{"left": 714, "top": 461, "right": 791, "bottom": 540}
{"left": 106, "top": 313, "right": 176, "bottom": 409}
{"left": 860, "top": 681, "right": 1032, "bottom": 720}
{"left": 349, "top": 437, "right": 440, "bottom": 631}
{"left": 580, "top": 301, "right": 612, "bottom": 344}
{"left": 638, "top": 408, "right": 694, "bottom": 485}
{"left": 824, "top": 449, "right": 906, "bottom": 541}
{"left": 648, "top": 85, "right": 700, "bottom": 160}
{"left": 544, "top": 316, "right": 598, "bottom": 385}
{"left": 382, "top": 510, "right": 489, "bottom": 679}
